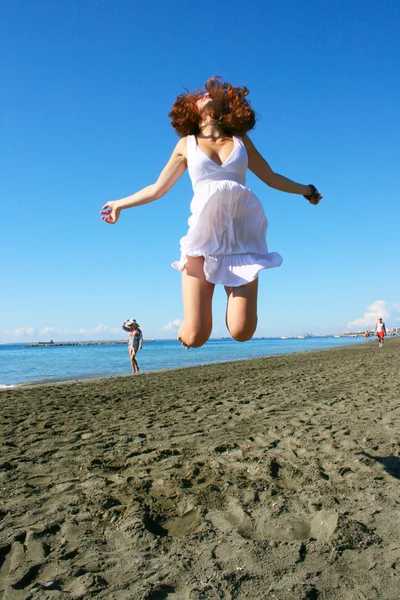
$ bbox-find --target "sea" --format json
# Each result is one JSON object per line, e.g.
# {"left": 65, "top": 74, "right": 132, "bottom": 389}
{"left": 0, "top": 336, "right": 371, "bottom": 388}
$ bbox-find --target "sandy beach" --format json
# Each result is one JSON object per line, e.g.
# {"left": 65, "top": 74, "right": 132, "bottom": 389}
{"left": 1, "top": 338, "right": 400, "bottom": 599}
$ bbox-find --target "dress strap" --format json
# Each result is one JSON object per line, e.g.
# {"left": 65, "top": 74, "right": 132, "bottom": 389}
{"left": 186, "top": 135, "right": 196, "bottom": 163}
{"left": 234, "top": 136, "right": 245, "bottom": 150}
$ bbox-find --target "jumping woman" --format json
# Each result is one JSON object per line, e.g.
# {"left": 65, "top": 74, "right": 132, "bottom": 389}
{"left": 102, "top": 77, "right": 322, "bottom": 348}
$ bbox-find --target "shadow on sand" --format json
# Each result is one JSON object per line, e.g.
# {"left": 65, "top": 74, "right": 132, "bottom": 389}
{"left": 358, "top": 451, "right": 400, "bottom": 480}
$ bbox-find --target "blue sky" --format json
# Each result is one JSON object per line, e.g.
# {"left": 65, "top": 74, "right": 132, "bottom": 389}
{"left": 1, "top": 0, "right": 399, "bottom": 343}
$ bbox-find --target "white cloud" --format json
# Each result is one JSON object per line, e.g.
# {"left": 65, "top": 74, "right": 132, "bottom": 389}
{"left": 3, "top": 326, "right": 36, "bottom": 337}
{"left": 39, "top": 326, "right": 57, "bottom": 335}
{"left": 0, "top": 324, "right": 115, "bottom": 342}
{"left": 347, "top": 300, "right": 399, "bottom": 328}
{"left": 39, "top": 326, "right": 74, "bottom": 336}
{"left": 91, "top": 324, "right": 108, "bottom": 333}
{"left": 160, "top": 318, "right": 182, "bottom": 331}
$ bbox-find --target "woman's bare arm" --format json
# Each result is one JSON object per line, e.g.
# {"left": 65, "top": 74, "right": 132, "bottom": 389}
{"left": 243, "top": 135, "right": 322, "bottom": 203}
{"left": 101, "top": 137, "right": 188, "bottom": 223}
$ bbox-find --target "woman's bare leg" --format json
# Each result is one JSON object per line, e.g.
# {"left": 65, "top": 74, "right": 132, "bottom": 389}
{"left": 178, "top": 256, "right": 215, "bottom": 348}
{"left": 225, "top": 278, "right": 258, "bottom": 342}
{"left": 129, "top": 349, "right": 138, "bottom": 373}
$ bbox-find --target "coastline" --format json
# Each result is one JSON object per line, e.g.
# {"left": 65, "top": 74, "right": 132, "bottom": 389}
{"left": 11, "top": 343, "right": 365, "bottom": 388}
{"left": 1, "top": 339, "right": 400, "bottom": 598}
{"left": 1, "top": 335, "right": 374, "bottom": 388}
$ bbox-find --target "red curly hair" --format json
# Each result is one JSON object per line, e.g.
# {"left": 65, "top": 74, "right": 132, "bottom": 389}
{"left": 169, "top": 76, "right": 256, "bottom": 137}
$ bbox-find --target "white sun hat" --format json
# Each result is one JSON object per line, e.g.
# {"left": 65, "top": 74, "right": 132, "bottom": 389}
{"left": 125, "top": 319, "right": 139, "bottom": 327}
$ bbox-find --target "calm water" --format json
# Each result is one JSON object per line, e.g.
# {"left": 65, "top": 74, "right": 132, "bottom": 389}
{"left": 0, "top": 336, "right": 370, "bottom": 387}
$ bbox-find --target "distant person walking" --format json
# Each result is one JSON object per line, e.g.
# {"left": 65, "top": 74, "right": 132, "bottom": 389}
{"left": 122, "top": 319, "right": 143, "bottom": 373}
{"left": 374, "top": 318, "right": 386, "bottom": 347}
{"left": 365, "top": 329, "right": 370, "bottom": 342}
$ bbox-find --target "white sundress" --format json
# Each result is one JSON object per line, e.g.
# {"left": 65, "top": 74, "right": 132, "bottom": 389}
{"left": 172, "top": 134, "right": 283, "bottom": 287}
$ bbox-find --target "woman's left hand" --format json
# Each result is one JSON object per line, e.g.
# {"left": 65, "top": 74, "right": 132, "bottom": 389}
{"left": 304, "top": 185, "right": 323, "bottom": 205}
{"left": 308, "top": 191, "right": 323, "bottom": 205}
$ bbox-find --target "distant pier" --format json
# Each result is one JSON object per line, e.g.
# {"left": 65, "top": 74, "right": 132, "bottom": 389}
{"left": 24, "top": 340, "right": 154, "bottom": 348}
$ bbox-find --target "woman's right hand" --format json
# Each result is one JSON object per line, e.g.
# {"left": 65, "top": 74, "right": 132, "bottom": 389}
{"left": 100, "top": 201, "right": 121, "bottom": 224}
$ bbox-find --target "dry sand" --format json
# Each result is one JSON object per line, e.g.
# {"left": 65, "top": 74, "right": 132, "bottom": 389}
{"left": 1, "top": 339, "right": 400, "bottom": 600}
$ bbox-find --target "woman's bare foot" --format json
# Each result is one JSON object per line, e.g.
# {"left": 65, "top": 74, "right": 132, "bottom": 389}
{"left": 178, "top": 336, "right": 190, "bottom": 349}
{"left": 178, "top": 325, "right": 190, "bottom": 349}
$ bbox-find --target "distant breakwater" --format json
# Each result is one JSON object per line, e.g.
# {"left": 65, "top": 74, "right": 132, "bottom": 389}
{"left": 24, "top": 341, "right": 154, "bottom": 348}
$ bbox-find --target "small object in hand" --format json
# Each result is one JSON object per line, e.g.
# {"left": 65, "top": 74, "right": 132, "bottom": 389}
{"left": 303, "top": 184, "right": 320, "bottom": 202}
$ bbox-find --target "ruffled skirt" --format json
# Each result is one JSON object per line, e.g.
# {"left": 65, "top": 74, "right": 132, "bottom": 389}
{"left": 172, "top": 181, "right": 282, "bottom": 287}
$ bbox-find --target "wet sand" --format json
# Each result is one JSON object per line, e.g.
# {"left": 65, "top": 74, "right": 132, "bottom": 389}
{"left": 1, "top": 338, "right": 400, "bottom": 599}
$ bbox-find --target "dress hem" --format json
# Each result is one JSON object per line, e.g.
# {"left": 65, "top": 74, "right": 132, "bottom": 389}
{"left": 171, "top": 252, "right": 283, "bottom": 288}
